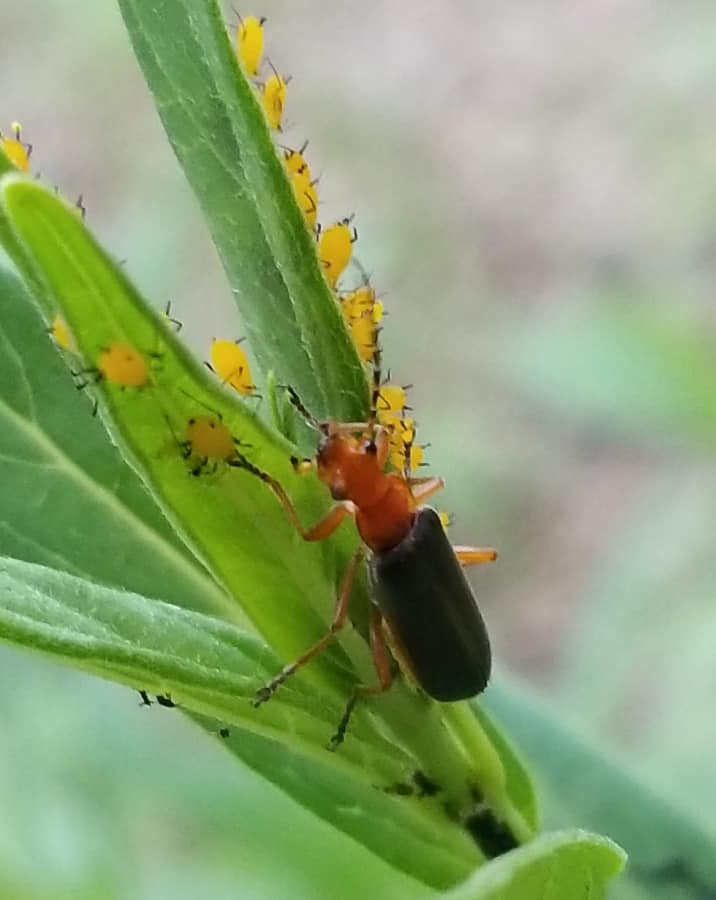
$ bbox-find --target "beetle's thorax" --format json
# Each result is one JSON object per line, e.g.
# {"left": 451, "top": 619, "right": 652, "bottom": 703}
{"left": 316, "top": 432, "right": 415, "bottom": 553}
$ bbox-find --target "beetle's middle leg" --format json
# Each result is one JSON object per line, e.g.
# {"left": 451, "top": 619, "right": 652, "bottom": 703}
{"left": 253, "top": 547, "right": 365, "bottom": 706}
{"left": 328, "top": 605, "right": 394, "bottom": 750}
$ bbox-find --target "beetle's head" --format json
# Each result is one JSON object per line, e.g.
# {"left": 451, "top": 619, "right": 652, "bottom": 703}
{"left": 316, "top": 421, "right": 363, "bottom": 500}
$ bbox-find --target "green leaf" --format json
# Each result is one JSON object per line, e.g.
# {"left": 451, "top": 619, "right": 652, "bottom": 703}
{"left": 440, "top": 830, "right": 624, "bottom": 900}
{"left": 0, "top": 174, "right": 353, "bottom": 666}
{"left": 0, "top": 265, "right": 227, "bottom": 616}
{"left": 486, "top": 677, "right": 716, "bottom": 900}
{"left": 116, "top": 0, "right": 367, "bottom": 423}
{"left": 496, "top": 297, "right": 716, "bottom": 450}
{"left": 0, "top": 556, "right": 483, "bottom": 890}
{"left": 0, "top": 175, "right": 537, "bottom": 861}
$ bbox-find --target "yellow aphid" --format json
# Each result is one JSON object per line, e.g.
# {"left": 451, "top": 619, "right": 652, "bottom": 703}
{"left": 236, "top": 15, "right": 266, "bottom": 76}
{"left": 283, "top": 140, "right": 310, "bottom": 179}
{"left": 387, "top": 416, "right": 416, "bottom": 451}
{"left": 185, "top": 415, "right": 237, "bottom": 463}
{"left": 97, "top": 342, "right": 150, "bottom": 388}
{"left": 209, "top": 338, "right": 257, "bottom": 396}
{"left": 377, "top": 385, "right": 409, "bottom": 423}
{"left": 319, "top": 217, "right": 356, "bottom": 288}
{"left": 438, "top": 511, "right": 453, "bottom": 531}
{"left": 390, "top": 440, "right": 424, "bottom": 474}
{"left": 262, "top": 69, "right": 287, "bottom": 130}
{"left": 340, "top": 285, "right": 381, "bottom": 362}
{"left": 291, "top": 171, "right": 318, "bottom": 228}
{"left": 51, "top": 314, "right": 73, "bottom": 352}
{"left": 1, "top": 122, "right": 31, "bottom": 172}
{"left": 341, "top": 285, "right": 373, "bottom": 319}
{"left": 345, "top": 308, "right": 377, "bottom": 363}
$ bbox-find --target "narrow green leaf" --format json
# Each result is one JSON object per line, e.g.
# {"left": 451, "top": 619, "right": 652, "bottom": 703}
{"left": 440, "top": 830, "right": 625, "bottom": 900}
{"left": 0, "top": 556, "right": 483, "bottom": 890}
{"left": 0, "top": 265, "right": 227, "bottom": 615}
{"left": 116, "top": 0, "right": 367, "bottom": 422}
{"left": 0, "top": 174, "right": 357, "bottom": 667}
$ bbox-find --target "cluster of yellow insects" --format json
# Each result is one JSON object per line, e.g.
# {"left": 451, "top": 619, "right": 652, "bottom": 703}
{"left": 2, "top": 12, "right": 498, "bottom": 751}
{"left": 1, "top": 13, "right": 424, "bottom": 480}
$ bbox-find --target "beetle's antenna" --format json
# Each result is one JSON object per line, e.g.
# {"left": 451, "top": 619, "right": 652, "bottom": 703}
{"left": 178, "top": 387, "right": 223, "bottom": 418}
{"left": 280, "top": 384, "right": 323, "bottom": 431}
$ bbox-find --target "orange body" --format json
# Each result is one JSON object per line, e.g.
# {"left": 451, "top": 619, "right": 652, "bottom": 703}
{"left": 315, "top": 429, "right": 415, "bottom": 553}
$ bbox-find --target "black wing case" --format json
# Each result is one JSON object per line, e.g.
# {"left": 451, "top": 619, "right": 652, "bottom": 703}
{"left": 370, "top": 507, "right": 491, "bottom": 702}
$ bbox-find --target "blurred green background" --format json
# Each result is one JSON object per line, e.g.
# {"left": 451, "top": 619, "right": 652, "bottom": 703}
{"left": 2, "top": 1, "right": 716, "bottom": 897}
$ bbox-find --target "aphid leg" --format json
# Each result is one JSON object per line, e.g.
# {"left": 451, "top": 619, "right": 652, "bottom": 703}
{"left": 156, "top": 693, "right": 177, "bottom": 708}
{"left": 253, "top": 547, "right": 365, "bottom": 705}
{"left": 164, "top": 300, "right": 183, "bottom": 332}
{"left": 228, "top": 453, "right": 354, "bottom": 540}
{"left": 453, "top": 546, "right": 498, "bottom": 567}
{"left": 328, "top": 605, "right": 393, "bottom": 750}
{"left": 138, "top": 690, "right": 152, "bottom": 706}
{"left": 72, "top": 367, "right": 102, "bottom": 390}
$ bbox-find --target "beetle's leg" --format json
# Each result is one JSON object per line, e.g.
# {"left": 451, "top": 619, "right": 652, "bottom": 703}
{"left": 228, "top": 453, "right": 353, "bottom": 540}
{"left": 410, "top": 476, "right": 445, "bottom": 503}
{"left": 282, "top": 384, "right": 322, "bottom": 430}
{"left": 253, "top": 547, "right": 365, "bottom": 705}
{"left": 453, "top": 546, "right": 498, "bottom": 567}
{"left": 328, "top": 606, "right": 393, "bottom": 750}
{"left": 328, "top": 421, "right": 372, "bottom": 436}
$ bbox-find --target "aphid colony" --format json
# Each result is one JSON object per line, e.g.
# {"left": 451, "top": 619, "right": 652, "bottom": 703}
{"left": 233, "top": 12, "right": 426, "bottom": 479}
{"left": 2, "top": 12, "right": 436, "bottom": 491}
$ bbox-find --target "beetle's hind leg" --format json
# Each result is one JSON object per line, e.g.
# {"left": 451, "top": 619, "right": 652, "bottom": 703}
{"left": 328, "top": 606, "right": 394, "bottom": 750}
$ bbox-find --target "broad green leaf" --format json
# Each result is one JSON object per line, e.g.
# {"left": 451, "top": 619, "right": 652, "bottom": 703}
{"left": 440, "top": 830, "right": 624, "bottom": 900}
{"left": 0, "top": 556, "right": 485, "bottom": 890}
{"left": 0, "top": 176, "right": 537, "bottom": 857}
{"left": 486, "top": 677, "right": 716, "bottom": 900}
{"left": 0, "top": 174, "right": 356, "bottom": 672}
{"left": 0, "top": 266, "right": 227, "bottom": 616}
{"left": 495, "top": 297, "right": 716, "bottom": 451}
{"left": 116, "top": 0, "right": 367, "bottom": 423}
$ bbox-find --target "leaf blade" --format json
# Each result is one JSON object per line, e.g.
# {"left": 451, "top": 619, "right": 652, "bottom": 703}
{"left": 0, "top": 555, "right": 482, "bottom": 890}
{"left": 116, "top": 0, "right": 367, "bottom": 422}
